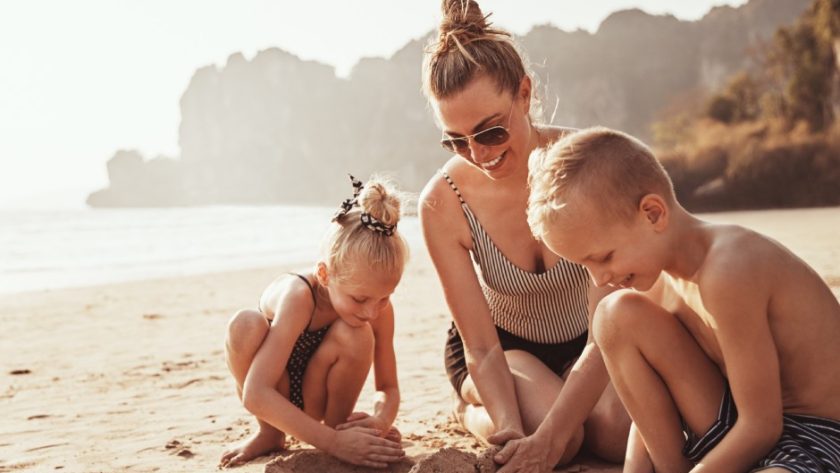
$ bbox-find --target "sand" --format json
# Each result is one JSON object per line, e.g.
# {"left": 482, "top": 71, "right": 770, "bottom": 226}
{"left": 2, "top": 207, "right": 838, "bottom": 472}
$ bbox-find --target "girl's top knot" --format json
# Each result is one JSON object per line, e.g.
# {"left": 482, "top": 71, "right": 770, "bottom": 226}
{"left": 358, "top": 180, "right": 401, "bottom": 230}
{"left": 333, "top": 174, "right": 401, "bottom": 237}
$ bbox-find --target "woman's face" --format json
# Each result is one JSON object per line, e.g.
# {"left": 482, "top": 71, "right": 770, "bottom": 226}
{"left": 433, "top": 75, "right": 531, "bottom": 179}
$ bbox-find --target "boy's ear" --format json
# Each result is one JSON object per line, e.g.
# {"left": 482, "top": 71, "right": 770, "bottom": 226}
{"left": 315, "top": 261, "right": 330, "bottom": 286}
{"left": 639, "top": 194, "right": 668, "bottom": 231}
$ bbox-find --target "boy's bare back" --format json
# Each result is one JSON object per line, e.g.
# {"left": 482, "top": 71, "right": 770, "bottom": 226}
{"left": 656, "top": 222, "right": 840, "bottom": 420}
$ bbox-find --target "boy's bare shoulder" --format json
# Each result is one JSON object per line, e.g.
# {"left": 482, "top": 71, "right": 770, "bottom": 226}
{"left": 695, "top": 224, "right": 780, "bottom": 308}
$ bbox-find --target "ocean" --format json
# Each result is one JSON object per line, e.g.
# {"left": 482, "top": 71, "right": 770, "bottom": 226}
{"left": 2, "top": 205, "right": 838, "bottom": 296}
{"left": 0, "top": 205, "right": 423, "bottom": 295}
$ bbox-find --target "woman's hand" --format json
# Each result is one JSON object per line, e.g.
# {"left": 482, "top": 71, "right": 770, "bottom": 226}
{"left": 336, "top": 412, "right": 402, "bottom": 442}
{"left": 329, "top": 426, "right": 404, "bottom": 468}
{"left": 489, "top": 429, "right": 556, "bottom": 473}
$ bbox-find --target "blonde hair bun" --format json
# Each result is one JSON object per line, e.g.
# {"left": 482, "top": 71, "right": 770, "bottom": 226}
{"left": 358, "top": 177, "right": 402, "bottom": 228}
{"left": 439, "top": 0, "right": 490, "bottom": 45}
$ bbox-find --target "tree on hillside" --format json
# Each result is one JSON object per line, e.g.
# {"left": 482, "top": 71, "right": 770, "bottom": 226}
{"left": 764, "top": 0, "right": 839, "bottom": 130}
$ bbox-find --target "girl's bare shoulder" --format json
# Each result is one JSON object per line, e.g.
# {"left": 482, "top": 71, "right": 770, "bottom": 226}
{"left": 260, "top": 274, "right": 316, "bottom": 322}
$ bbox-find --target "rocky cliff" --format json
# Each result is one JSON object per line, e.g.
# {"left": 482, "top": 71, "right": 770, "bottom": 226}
{"left": 88, "top": 0, "right": 810, "bottom": 207}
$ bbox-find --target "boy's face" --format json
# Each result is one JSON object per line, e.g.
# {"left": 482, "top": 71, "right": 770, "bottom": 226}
{"left": 540, "top": 199, "right": 667, "bottom": 292}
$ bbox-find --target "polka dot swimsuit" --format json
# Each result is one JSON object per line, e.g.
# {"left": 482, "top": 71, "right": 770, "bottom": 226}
{"left": 286, "top": 274, "right": 331, "bottom": 410}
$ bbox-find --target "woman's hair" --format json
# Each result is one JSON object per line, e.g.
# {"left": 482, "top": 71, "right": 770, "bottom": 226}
{"left": 322, "top": 176, "right": 409, "bottom": 282}
{"left": 422, "top": 0, "right": 530, "bottom": 103}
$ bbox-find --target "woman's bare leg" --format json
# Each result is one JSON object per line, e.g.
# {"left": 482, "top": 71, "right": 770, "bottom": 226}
{"left": 583, "top": 380, "right": 631, "bottom": 462}
{"left": 454, "top": 349, "right": 585, "bottom": 465}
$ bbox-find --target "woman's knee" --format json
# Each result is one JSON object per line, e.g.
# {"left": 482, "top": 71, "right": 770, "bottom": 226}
{"left": 226, "top": 309, "right": 269, "bottom": 354}
{"left": 585, "top": 388, "right": 631, "bottom": 462}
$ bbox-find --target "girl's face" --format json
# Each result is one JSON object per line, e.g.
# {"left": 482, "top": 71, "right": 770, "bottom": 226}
{"left": 321, "top": 264, "right": 401, "bottom": 327}
{"left": 433, "top": 75, "right": 532, "bottom": 179}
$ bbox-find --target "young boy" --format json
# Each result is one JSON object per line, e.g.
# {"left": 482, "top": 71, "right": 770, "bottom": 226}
{"left": 526, "top": 126, "right": 840, "bottom": 473}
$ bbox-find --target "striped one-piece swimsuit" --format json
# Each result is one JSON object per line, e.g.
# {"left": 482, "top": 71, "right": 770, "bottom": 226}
{"left": 440, "top": 170, "right": 592, "bottom": 394}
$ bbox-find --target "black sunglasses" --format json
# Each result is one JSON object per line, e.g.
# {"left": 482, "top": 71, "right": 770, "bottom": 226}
{"left": 440, "top": 102, "right": 515, "bottom": 155}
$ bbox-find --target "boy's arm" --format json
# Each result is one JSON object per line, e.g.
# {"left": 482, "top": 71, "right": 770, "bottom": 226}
{"left": 691, "top": 260, "right": 784, "bottom": 473}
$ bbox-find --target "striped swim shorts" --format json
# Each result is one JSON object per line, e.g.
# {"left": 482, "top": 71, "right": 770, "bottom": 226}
{"left": 683, "top": 383, "right": 840, "bottom": 472}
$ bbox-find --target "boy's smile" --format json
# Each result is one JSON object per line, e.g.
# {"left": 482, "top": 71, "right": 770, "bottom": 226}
{"left": 538, "top": 199, "right": 667, "bottom": 293}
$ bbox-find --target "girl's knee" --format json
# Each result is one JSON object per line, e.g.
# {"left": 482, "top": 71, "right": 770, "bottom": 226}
{"left": 226, "top": 309, "right": 269, "bottom": 354}
{"left": 324, "top": 320, "right": 374, "bottom": 363}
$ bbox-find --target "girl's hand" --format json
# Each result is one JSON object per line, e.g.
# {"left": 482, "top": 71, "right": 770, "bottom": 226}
{"left": 329, "top": 426, "right": 404, "bottom": 468}
{"left": 336, "top": 412, "right": 402, "bottom": 442}
{"left": 489, "top": 429, "right": 554, "bottom": 473}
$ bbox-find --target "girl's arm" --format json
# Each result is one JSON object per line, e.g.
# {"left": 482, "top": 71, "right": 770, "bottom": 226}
{"left": 419, "top": 181, "right": 525, "bottom": 436}
{"left": 370, "top": 303, "right": 400, "bottom": 428}
{"left": 245, "top": 279, "right": 404, "bottom": 468}
{"left": 242, "top": 286, "right": 338, "bottom": 448}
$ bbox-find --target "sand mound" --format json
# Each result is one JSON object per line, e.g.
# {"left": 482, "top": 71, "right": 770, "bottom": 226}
{"left": 409, "top": 447, "right": 498, "bottom": 473}
{"left": 264, "top": 447, "right": 500, "bottom": 473}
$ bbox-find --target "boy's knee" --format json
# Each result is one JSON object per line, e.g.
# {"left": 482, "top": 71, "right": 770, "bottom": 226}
{"left": 327, "top": 320, "right": 374, "bottom": 363}
{"left": 593, "top": 290, "right": 652, "bottom": 351}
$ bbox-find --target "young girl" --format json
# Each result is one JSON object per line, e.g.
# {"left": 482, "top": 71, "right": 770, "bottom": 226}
{"left": 219, "top": 175, "right": 408, "bottom": 469}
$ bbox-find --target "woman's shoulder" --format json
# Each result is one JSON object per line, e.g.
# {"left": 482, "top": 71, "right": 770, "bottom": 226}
{"left": 418, "top": 157, "right": 468, "bottom": 213}
{"left": 536, "top": 125, "right": 578, "bottom": 146}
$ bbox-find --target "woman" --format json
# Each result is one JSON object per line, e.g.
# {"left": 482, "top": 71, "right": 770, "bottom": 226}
{"left": 418, "top": 1, "right": 631, "bottom": 471}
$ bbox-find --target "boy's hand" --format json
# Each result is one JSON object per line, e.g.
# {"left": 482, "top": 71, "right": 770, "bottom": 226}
{"left": 329, "top": 426, "right": 404, "bottom": 468}
{"left": 336, "top": 412, "right": 401, "bottom": 442}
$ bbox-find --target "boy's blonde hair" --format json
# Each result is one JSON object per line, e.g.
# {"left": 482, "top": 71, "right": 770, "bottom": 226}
{"left": 527, "top": 127, "right": 676, "bottom": 238}
{"left": 322, "top": 176, "right": 409, "bottom": 282}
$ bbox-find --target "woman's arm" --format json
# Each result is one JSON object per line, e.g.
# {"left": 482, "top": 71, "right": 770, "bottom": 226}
{"left": 419, "top": 180, "right": 524, "bottom": 435}
{"left": 493, "top": 283, "right": 615, "bottom": 471}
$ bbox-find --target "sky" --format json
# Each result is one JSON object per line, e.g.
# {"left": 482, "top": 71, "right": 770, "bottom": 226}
{"left": 0, "top": 0, "right": 748, "bottom": 208}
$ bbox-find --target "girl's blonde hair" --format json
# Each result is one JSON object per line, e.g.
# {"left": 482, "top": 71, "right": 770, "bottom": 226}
{"left": 423, "top": 0, "right": 539, "bottom": 117}
{"left": 322, "top": 176, "right": 409, "bottom": 282}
